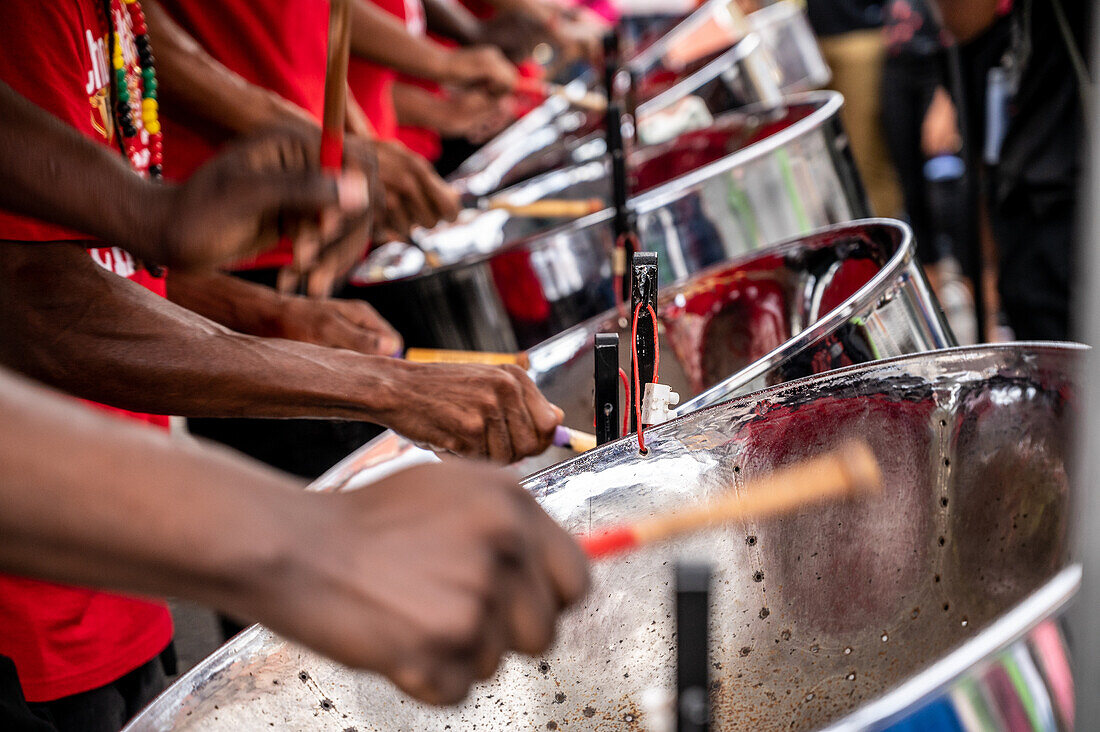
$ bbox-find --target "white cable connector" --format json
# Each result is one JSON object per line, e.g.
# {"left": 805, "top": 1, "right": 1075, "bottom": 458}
{"left": 640, "top": 382, "right": 680, "bottom": 426}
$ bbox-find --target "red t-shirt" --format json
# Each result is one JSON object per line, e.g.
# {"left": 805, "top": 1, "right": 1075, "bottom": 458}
{"left": 158, "top": 0, "right": 329, "bottom": 269}
{"left": 348, "top": 0, "right": 425, "bottom": 141}
{"left": 0, "top": 1, "right": 172, "bottom": 702}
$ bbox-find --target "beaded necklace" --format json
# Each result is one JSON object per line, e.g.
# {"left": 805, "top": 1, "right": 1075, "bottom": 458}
{"left": 100, "top": 0, "right": 163, "bottom": 179}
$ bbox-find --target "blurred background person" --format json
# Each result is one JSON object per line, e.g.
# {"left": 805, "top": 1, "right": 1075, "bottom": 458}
{"left": 808, "top": 0, "right": 904, "bottom": 218}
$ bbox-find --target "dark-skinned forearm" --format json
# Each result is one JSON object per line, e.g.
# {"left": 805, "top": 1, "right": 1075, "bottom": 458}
{"left": 350, "top": 0, "right": 450, "bottom": 79}
{"left": 0, "top": 242, "right": 408, "bottom": 420}
{"left": 0, "top": 365, "right": 311, "bottom": 614}
{"left": 0, "top": 80, "right": 174, "bottom": 259}
{"left": 166, "top": 270, "right": 291, "bottom": 338}
{"left": 422, "top": 0, "right": 482, "bottom": 45}
{"left": 392, "top": 83, "right": 454, "bottom": 131}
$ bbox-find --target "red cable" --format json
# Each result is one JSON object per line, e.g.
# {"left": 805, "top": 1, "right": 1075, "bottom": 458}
{"left": 618, "top": 367, "right": 630, "bottom": 436}
{"left": 630, "top": 302, "right": 661, "bottom": 452}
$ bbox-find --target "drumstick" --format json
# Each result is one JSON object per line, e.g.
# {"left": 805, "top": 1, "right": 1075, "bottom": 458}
{"left": 481, "top": 198, "right": 606, "bottom": 218}
{"left": 579, "top": 440, "right": 882, "bottom": 559}
{"left": 553, "top": 425, "right": 598, "bottom": 453}
{"left": 320, "top": 0, "right": 351, "bottom": 171}
{"left": 514, "top": 77, "right": 608, "bottom": 113}
{"left": 404, "top": 348, "right": 530, "bottom": 369}
{"left": 293, "top": 0, "right": 352, "bottom": 296}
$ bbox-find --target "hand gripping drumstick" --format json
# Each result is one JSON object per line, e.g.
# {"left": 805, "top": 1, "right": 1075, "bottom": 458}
{"left": 579, "top": 440, "right": 883, "bottom": 558}
{"left": 401, "top": 349, "right": 598, "bottom": 454}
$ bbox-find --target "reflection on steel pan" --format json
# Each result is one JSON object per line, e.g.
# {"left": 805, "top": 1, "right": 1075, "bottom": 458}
{"left": 349, "top": 92, "right": 868, "bottom": 353}
{"left": 125, "top": 343, "right": 1083, "bottom": 731}
{"left": 451, "top": 0, "right": 825, "bottom": 197}
{"left": 524, "top": 218, "right": 954, "bottom": 471}
{"left": 346, "top": 219, "right": 954, "bottom": 475}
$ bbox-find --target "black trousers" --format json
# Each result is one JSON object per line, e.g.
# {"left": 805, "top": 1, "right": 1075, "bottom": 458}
{"left": 22, "top": 652, "right": 169, "bottom": 732}
{"left": 991, "top": 199, "right": 1074, "bottom": 341}
{"left": 0, "top": 655, "right": 54, "bottom": 732}
{"left": 881, "top": 53, "right": 947, "bottom": 264}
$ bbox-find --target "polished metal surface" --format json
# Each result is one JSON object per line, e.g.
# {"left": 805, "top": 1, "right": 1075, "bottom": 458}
{"left": 126, "top": 343, "right": 1082, "bottom": 730}
{"left": 450, "top": 0, "right": 825, "bottom": 197}
{"left": 349, "top": 92, "right": 868, "bottom": 353}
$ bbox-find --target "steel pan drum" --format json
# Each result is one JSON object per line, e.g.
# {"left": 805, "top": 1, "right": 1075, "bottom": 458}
{"left": 349, "top": 92, "right": 868, "bottom": 353}
{"left": 349, "top": 219, "right": 953, "bottom": 475}
{"left": 125, "top": 343, "right": 1082, "bottom": 730}
{"left": 450, "top": 0, "right": 825, "bottom": 197}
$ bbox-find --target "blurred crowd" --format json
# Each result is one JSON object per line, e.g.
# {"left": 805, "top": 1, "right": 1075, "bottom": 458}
{"left": 808, "top": 0, "right": 1089, "bottom": 344}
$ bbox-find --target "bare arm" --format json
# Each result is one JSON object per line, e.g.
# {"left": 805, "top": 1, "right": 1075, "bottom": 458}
{"left": 392, "top": 83, "right": 510, "bottom": 142}
{"left": 350, "top": 0, "right": 518, "bottom": 93}
{"left": 0, "top": 367, "right": 588, "bottom": 704}
{"left": 0, "top": 81, "right": 367, "bottom": 270}
{"left": 0, "top": 242, "right": 561, "bottom": 461}
{"left": 165, "top": 269, "right": 403, "bottom": 356}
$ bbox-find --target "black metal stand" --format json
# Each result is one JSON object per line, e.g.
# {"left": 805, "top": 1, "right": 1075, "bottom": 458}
{"left": 675, "top": 563, "right": 711, "bottom": 732}
{"left": 594, "top": 333, "right": 621, "bottom": 446}
{"left": 628, "top": 251, "right": 658, "bottom": 433}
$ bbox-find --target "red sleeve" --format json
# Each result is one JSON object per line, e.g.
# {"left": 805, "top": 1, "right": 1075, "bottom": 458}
{"left": 0, "top": 1, "right": 109, "bottom": 242}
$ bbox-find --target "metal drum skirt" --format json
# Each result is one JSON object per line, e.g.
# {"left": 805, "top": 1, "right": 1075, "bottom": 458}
{"left": 450, "top": 0, "right": 825, "bottom": 197}
{"left": 348, "top": 92, "right": 868, "bottom": 353}
{"left": 124, "top": 343, "right": 1082, "bottom": 730}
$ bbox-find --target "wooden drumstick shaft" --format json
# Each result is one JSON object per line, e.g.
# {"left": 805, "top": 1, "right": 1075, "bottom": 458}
{"left": 580, "top": 440, "right": 882, "bottom": 558}
{"left": 483, "top": 198, "right": 606, "bottom": 218}
{"left": 404, "top": 348, "right": 530, "bottom": 369}
{"left": 320, "top": 0, "right": 352, "bottom": 171}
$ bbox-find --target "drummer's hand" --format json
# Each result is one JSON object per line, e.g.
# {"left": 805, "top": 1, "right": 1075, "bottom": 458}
{"left": 546, "top": 9, "right": 604, "bottom": 65}
{"left": 369, "top": 139, "right": 460, "bottom": 236}
{"left": 476, "top": 11, "right": 548, "bottom": 63}
{"left": 442, "top": 47, "right": 520, "bottom": 96}
{"left": 437, "top": 90, "right": 512, "bottom": 144}
{"left": 272, "top": 297, "right": 403, "bottom": 356}
{"left": 150, "top": 128, "right": 371, "bottom": 270}
{"left": 277, "top": 214, "right": 373, "bottom": 298}
{"left": 379, "top": 362, "right": 564, "bottom": 463}
{"left": 269, "top": 461, "right": 589, "bottom": 705}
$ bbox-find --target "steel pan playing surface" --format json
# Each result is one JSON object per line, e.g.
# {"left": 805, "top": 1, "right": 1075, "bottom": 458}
{"left": 125, "top": 343, "right": 1080, "bottom": 730}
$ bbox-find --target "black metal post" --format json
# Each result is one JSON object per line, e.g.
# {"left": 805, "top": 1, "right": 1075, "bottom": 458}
{"left": 675, "top": 562, "right": 711, "bottom": 732}
{"left": 594, "top": 333, "right": 621, "bottom": 446}
{"left": 628, "top": 251, "right": 658, "bottom": 433}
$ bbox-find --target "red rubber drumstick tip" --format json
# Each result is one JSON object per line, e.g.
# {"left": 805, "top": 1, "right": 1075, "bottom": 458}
{"left": 578, "top": 526, "right": 638, "bottom": 559}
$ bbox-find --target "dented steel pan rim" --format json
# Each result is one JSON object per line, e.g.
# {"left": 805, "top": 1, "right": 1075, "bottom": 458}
{"left": 364, "top": 91, "right": 843, "bottom": 288}
{"left": 822, "top": 565, "right": 1082, "bottom": 732}
{"left": 668, "top": 217, "right": 925, "bottom": 414}
{"left": 522, "top": 340, "right": 1088, "bottom": 487}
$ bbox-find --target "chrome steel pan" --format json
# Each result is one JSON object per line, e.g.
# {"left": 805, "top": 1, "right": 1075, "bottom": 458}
{"left": 348, "top": 92, "right": 868, "bottom": 353}
{"left": 450, "top": 0, "right": 826, "bottom": 196}
{"left": 125, "top": 343, "right": 1082, "bottom": 730}
{"left": 339, "top": 218, "right": 955, "bottom": 477}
